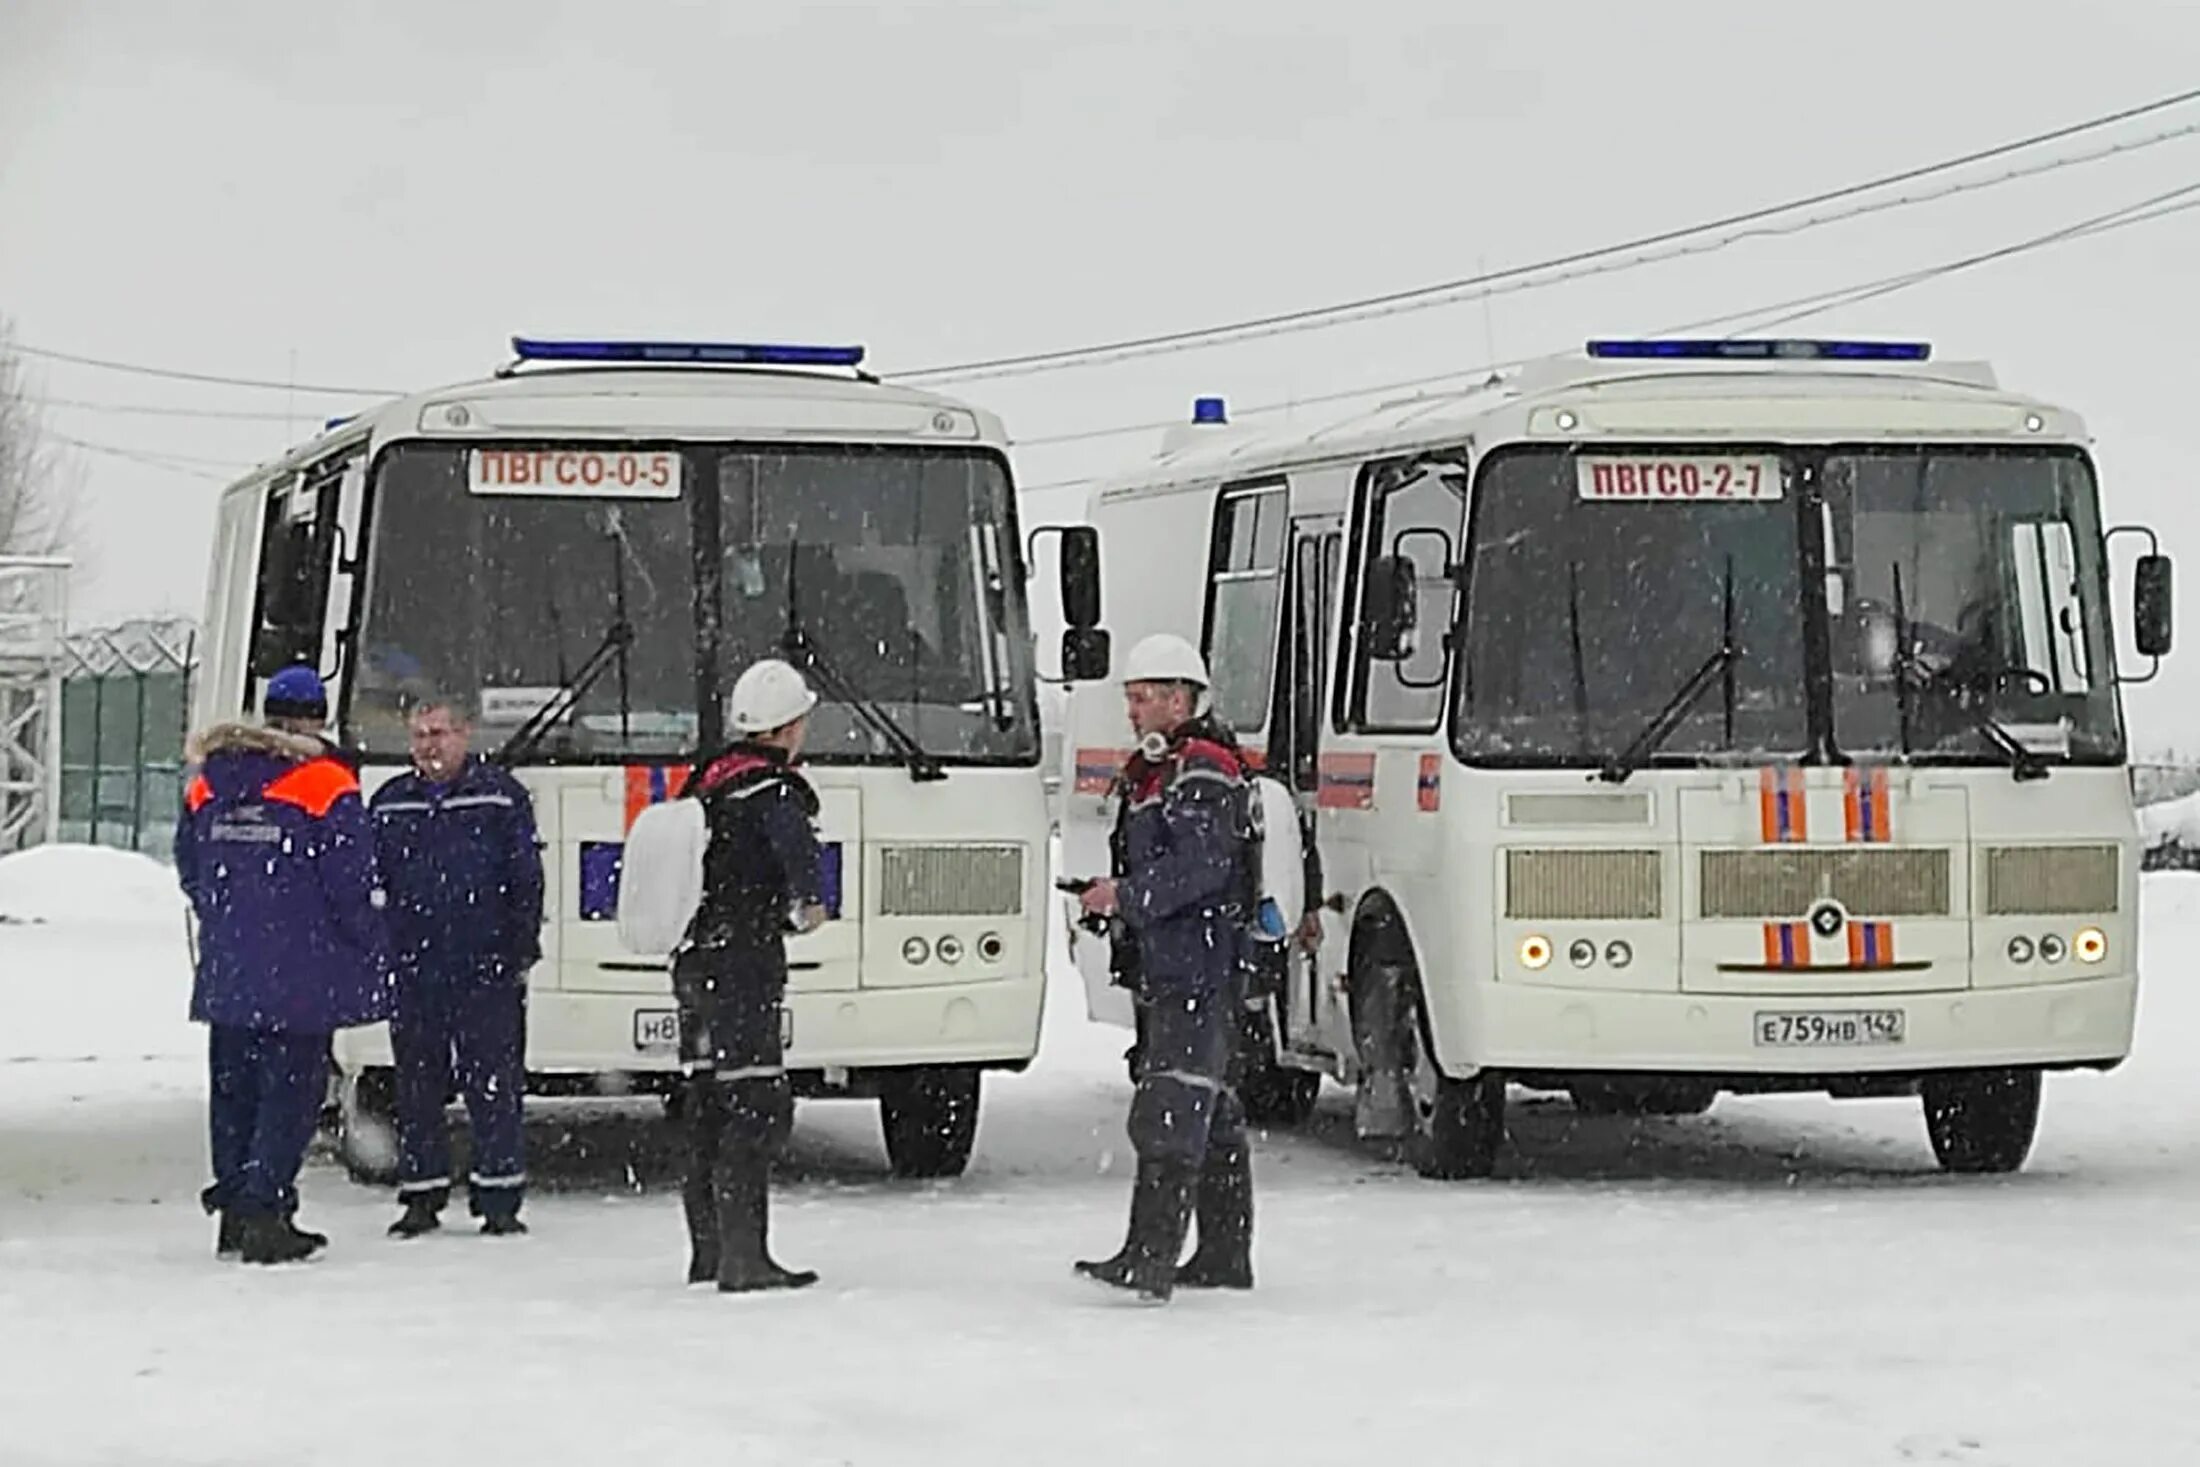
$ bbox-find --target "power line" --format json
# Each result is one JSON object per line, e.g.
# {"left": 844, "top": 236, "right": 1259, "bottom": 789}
{"left": 1010, "top": 179, "right": 2200, "bottom": 487}
{"left": 9, "top": 341, "right": 400, "bottom": 398}
{"left": 895, "top": 84, "right": 2200, "bottom": 384}
{"left": 46, "top": 430, "right": 255, "bottom": 481}
{"left": 35, "top": 394, "right": 314, "bottom": 424}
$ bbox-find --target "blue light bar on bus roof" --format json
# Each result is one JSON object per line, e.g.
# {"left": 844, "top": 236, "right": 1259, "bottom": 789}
{"left": 1585, "top": 338, "right": 1932, "bottom": 362}
{"left": 510, "top": 337, "right": 867, "bottom": 368}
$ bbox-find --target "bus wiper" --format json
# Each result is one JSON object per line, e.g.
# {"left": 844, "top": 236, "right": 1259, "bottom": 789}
{"left": 781, "top": 544, "right": 946, "bottom": 783}
{"left": 1887, "top": 562, "right": 2044, "bottom": 782}
{"left": 1597, "top": 559, "right": 1737, "bottom": 785}
{"left": 495, "top": 615, "right": 635, "bottom": 765}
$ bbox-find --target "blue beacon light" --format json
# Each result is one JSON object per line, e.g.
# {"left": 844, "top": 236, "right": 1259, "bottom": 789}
{"left": 510, "top": 337, "right": 868, "bottom": 368}
{"left": 1192, "top": 396, "right": 1228, "bottom": 424}
{"left": 1585, "top": 338, "right": 1932, "bottom": 362}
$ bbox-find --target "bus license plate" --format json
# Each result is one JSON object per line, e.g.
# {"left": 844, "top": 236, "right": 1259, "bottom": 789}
{"left": 1754, "top": 1009, "right": 1905, "bottom": 1048}
{"left": 633, "top": 1008, "right": 792, "bottom": 1052}
{"left": 633, "top": 1009, "right": 679, "bottom": 1052}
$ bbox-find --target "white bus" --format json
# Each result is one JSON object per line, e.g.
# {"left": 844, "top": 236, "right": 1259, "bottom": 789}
{"left": 1058, "top": 339, "right": 2175, "bottom": 1179}
{"left": 194, "top": 337, "right": 1090, "bottom": 1179}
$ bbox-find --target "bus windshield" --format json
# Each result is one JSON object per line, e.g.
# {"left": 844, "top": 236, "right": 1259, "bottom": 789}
{"left": 347, "top": 442, "right": 1037, "bottom": 766}
{"left": 1450, "top": 444, "right": 2123, "bottom": 769}
{"left": 1453, "top": 446, "right": 1809, "bottom": 766}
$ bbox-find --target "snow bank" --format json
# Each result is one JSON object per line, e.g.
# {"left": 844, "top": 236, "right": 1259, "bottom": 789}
{"left": 2140, "top": 791, "right": 2200, "bottom": 849}
{"left": 0, "top": 843, "right": 185, "bottom": 927}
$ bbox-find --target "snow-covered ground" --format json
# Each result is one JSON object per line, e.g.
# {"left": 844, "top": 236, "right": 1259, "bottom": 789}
{"left": 5, "top": 846, "right": 2200, "bottom": 1466}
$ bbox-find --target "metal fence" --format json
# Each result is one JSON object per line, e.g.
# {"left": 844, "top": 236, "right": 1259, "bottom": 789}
{"left": 58, "top": 618, "right": 197, "bottom": 859}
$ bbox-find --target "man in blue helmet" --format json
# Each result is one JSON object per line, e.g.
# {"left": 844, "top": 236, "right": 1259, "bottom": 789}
{"left": 1072, "top": 633, "right": 1259, "bottom": 1304}
{"left": 177, "top": 666, "right": 392, "bottom": 1263}
{"left": 371, "top": 693, "right": 544, "bottom": 1238}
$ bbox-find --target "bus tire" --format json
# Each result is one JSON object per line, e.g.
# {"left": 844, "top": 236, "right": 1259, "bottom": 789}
{"left": 879, "top": 1066, "right": 981, "bottom": 1179}
{"left": 1921, "top": 1067, "right": 2041, "bottom": 1174}
{"left": 1238, "top": 1004, "right": 1322, "bottom": 1127}
{"left": 1401, "top": 981, "right": 1504, "bottom": 1180}
{"left": 1243, "top": 1063, "right": 1322, "bottom": 1128}
{"left": 336, "top": 1066, "right": 401, "bottom": 1187}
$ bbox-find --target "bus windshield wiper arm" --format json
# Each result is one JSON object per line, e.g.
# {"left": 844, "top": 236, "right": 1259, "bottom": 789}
{"left": 495, "top": 616, "right": 635, "bottom": 765}
{"left": 781, "top": 544, "right": 946, "bottom": 783}
{"left": 1596, "top": 643, "right": 1737, "bottom": 784}
{"left": 1597, "top": 558, "right": 1737, "bottom": 785}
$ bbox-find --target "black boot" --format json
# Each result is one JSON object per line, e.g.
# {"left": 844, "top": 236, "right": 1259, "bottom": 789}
{"left": 714, "top": 1165, "right": 817, "bottom": 1293}
{"left": 1076, "top": 1162, "right": 1196, "bottom": 1303}
{"left": 387, "top": 1195, "right": 443, "bottom": 1239}
{"left": 283, "top": 1205, "right": 325, "bottom": 1249}
{"left": 238, "top": 1211, "right": 321, "bottom": 1265}
{"left": 215, "top": 1209, "right": 243, "bottom": 1258}
{"left": 683, "top": 1166, "right": 719, "bottom": 1284}
{"left": 1176, "top": 1141, "right": 1254, "bottom": 1290}
{"left": 480, "top": 1214, "right": 529, "bottom": 1237}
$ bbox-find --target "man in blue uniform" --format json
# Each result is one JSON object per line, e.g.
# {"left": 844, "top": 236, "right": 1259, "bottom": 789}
{"left": 1073, "top": 633, "right": 1258, "bottom": 1303}
{"left": 176, "top": 668, "right": 392, "bottom": 1264}
{"left": 370, "top": 695, "right": 544, "bottom": 1238}
{"left": 669, "top": 658, "right": 827, "bottom": 1293}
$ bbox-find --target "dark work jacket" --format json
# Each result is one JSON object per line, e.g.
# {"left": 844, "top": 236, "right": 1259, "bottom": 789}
{"left": 684, "top": 742, "right": 825, "bottom": 953}
{"left": 1108, "top": 717, "right": 1253, "bottom": 998}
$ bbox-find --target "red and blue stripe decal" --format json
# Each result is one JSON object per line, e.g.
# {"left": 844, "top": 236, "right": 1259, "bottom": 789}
{"left": 1416, "top": 754, "right": 1441, "bottom": 813}
{"left": 1317, "top": 753, "right": 1377, "bottom": 810}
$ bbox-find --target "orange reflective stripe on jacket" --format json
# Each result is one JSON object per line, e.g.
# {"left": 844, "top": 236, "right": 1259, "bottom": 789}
{"left": 185, "top": 774, "right": 213, "bottom": 813}
{"left": 262, "top": 757, "right": 360, "bottom": 819}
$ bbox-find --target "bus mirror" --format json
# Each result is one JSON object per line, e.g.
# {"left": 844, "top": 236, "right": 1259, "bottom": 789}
{"left": 2137, "top": 553, "right": 2174, "bottom": 657}
{"left": 1363, "top": 554, "right": 1418, "bottom": 660}
{"left": 1062, "top": 626, "right": 1112, "bottom": 682}
{"left": 1059, "top": 526, "right": 1102, "bottom": 630}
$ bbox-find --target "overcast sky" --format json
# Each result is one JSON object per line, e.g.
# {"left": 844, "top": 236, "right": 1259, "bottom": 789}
{"left": 5, "top": 1, "right": 2200, "bottom": 745}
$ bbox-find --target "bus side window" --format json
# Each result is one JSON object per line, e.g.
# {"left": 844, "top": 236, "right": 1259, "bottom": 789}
{"left": 1200, "top": 479, "right": 1290, "bottom": 739}
{"left": 246, "top": 451, "right": 351, "bottom": 686}
{"left": 1344, "top": 455, "right": 1468, "bottom": 733}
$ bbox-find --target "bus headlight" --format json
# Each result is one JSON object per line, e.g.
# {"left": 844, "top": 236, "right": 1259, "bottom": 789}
{"left": 2075, "top": 927, "right": 2107, "bottom": 965}
{"left": 1605, "top": 940, "right": 1634, "bottom": 970}
{"left": 977, "top": 932, "right": 1005, "bottom": 963}
{"left": 1520, "top": 935, "right": 1553, "bottom": 970}
{"left": 901, "top": 937, "right": 930, "bottom": 966}
{"left": 936, "top": 935, "right": 965, "bottom": 965}
{"left": 2038, "top": 933, "right": 2068, "bottom": 965}
{"left": 2007, "top": 936, "right": 2035, "bottom": 966}
{"left": 1568, "top": 938, "right": 1597, "bottom": 969}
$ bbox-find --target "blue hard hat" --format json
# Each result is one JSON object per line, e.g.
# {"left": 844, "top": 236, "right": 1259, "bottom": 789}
{"left": 264, "top": 664, "right": 329, "bottom": 720}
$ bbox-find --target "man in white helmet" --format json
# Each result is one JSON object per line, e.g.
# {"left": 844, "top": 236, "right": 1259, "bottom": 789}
{"left": 1071, "top": 632, "right": 1258, "bottom": 1303}
{"left": 672, "top": 657, "right": 828, "bottom": 1292}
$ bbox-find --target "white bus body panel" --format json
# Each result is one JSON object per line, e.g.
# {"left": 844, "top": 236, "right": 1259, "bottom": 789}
{"left": 197, "top": 363, "right": 1045, "bottom": 1087}
{"left": 1059, "top": 354, "right": 2142, "bottom": 1090}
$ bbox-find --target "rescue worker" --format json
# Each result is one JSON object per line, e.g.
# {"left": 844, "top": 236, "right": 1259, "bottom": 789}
{"left": 1073, "top": 633, "right": 1257, "bottom": 1302}
{"left": 371, "top": 695, "right": 544, "bottom": 1238}
{"left": 671, "top": 658, "right": 828, "bottom": 1292}
{"left": 175, "top": 667, "right": 391, "bottom": 1264}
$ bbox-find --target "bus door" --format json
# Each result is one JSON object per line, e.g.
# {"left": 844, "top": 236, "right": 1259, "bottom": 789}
{"left": 1271, "top": 513, "right": 1346, "bottom": 1062}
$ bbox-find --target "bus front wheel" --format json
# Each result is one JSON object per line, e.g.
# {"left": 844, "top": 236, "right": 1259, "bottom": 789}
{"left": 336, "top": 1067, "right": 401, "bottom": 1186}
{"left": 879, "top": 1066, "right": 981, "bottom": 1179}
{"left": 1402, "top": 982, "right": 1505, "bottom": 1180}
{"left": 1921, "top": 1067, "right": 2042, "bottom": 1174}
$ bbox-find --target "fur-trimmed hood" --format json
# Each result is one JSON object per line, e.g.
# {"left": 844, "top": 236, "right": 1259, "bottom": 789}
{"left": 187, "top": 722, "right": 327, "bottom": 765}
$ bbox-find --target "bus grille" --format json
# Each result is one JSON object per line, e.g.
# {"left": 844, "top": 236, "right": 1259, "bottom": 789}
{"left": 1699, "top": 848, "right": 1951, "bottom": 919}
{"left": 1981, "top": 845, "right": 2119, "bottom": 915}
{"left": 1504, "top": 849, "right": 1662, "bottom": 921}
{"left": 878, "top": 845, "right": 1024, "bottom": 918}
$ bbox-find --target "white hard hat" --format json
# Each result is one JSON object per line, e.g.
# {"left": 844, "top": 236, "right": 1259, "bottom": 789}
{"left": 729, "top": 658, "right": 819, "bottom": 733}
{"left": 1122, "top": 632, "right": 1210, "bottom": 688}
